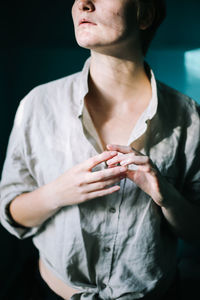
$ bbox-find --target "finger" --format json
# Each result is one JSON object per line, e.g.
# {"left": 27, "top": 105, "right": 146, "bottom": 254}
{"left": 125, "top": 160, "right": 157, "bottom": 173}
{"left": 107, "top": 144, "right": 145, "bottom": 157}
{"left": 85, "top": 165, "right": 127, "bottom": 183}
{"left": 127, "top": 165, "right": 150, "bottom": 173}
{"left": 120, "top": 155, "right": 150, "bottom": 166}
{"left": 87, "top": 185, "right": 120, "bottom": 200}
{"left": 84, "top": 176, "right": 124, "bottom": 193}
{"left": 107, "top": 164, "right": 118, "bottom": 168}
{"left": 84, "top": 151, "right": 118, "bottom": 171}
{"left": 106, "top": 144, "right": 132, "bottom": 154}
{"left": 107, "top": 153, "right": 131, "bottom": 166}
{"left": 107, "top": 153, "right": 147, "bottom": 166}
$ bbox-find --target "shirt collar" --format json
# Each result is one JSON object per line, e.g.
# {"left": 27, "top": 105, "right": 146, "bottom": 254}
{"left": 76, "top": 58, "right": 158, "bottom": 128}
{"left": 77, "top": 57, "right": 90, "bottom": 117}
{"left": 127, "top": 65, "right": 158, "bottom": 144}
{"left": 145, "top": 66, "right": 158, "bottom": 120}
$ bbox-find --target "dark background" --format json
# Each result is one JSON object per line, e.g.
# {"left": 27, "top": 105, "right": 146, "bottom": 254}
{"left": 0, "top": 0, "right": 200, "bottom": 299}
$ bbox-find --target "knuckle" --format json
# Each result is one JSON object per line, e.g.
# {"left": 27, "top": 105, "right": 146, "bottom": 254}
{"left": 91, "top": 156, "right": 98, "bottom": 165}
{"left": 80, "top": 193, "right": 87, "bottom": 202}
{"left": 111, "top": 171, "right": 118, "bottom": 177}
{"left": 102, "top": 151, "right": 109, "bottom": 156}
{"left": 97, "top": 172, "right": 104, "bottom": 181}
{"left": 97, "top": 190, "right": 104, "bottom": 197}
{"left": 112, "top": 167, "right": 121, "bottom": 174}
{"left": 144, "top": 156, "right": 150, "bottom": 163}
{"left": 83, "top": 173, "right": 89, "bottom": 184}
{"left": 76, "top": 180, "right": 82, "bottom": 188}
{"left": 146, "top": 165, "right": 152, "bottom": 172}
{"left": 99, "top": 182, "right": 106, "bottom": 189}
{"left": 76, "top": 176, "right": 84, "bottom": 187}
{"left": 77, "top": 184, "right": 84, "bottom": 195}
{"left": 107, "top": 179, "right": 113, "bottom": 185}
{"left": 110, "top": 172, "right": 118, "bottom": 179}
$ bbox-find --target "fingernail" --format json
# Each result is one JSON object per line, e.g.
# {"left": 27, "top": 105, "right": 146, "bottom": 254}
{"left": 128, "top": 164, "right": 138, "bottom": 171}
{"left": 120, "top": 160, "right": 128, "bottom": 166}
{"left": 111, "top": 151, "right": 117, "bottom": 155}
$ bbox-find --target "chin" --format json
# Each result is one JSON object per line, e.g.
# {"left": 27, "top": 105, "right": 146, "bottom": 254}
{"left": 75, "top": 34, "right": 130, "bottom": 53}
{"left": 76, "top": 39, "right": 119, "bottom": 53}
{"left": 76, "top": 38, "right": 101, "bottom": 50}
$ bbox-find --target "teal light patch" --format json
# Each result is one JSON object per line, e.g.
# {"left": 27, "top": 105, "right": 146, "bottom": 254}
{"left": 184, "top": 49, "right": 200, "bottom": 104}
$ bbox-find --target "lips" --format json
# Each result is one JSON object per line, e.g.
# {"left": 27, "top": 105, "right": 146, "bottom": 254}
{"left": 79, "top": 19, "right": 97, "bottom": 26}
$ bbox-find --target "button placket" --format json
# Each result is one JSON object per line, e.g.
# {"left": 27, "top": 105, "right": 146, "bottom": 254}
{"left": 98, "top": 185, "right": 123, "bottom": 293}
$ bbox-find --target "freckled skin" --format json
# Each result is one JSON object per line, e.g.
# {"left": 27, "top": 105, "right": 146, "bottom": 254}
{"left": 72, "top": 0, "right": 140, "bottom": 53}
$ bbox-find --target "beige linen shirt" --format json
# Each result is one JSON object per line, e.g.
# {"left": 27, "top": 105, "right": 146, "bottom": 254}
{"left": 1, "top": 58, "right": 200, "bottom": 300}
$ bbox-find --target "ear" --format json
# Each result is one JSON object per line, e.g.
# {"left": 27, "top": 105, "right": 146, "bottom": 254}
{"left": 138, "top": 5, "right": 155, "bottom": 30}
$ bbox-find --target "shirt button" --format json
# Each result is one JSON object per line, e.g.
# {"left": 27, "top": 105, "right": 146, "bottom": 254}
{"left": 104, "top": 247, "right": 111, "bottom": 252}
{"left": 109, "top": 207, "right": 116, "bottom": 213}
{"left": 101, "top": 283, "right": 106, "bottom": 289}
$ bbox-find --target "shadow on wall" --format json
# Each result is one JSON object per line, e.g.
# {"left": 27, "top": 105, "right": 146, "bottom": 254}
{"left": 146, "top": 46, "right": 200, "bottom": 104}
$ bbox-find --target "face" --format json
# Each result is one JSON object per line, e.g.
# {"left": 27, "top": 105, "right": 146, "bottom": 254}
{"left": 72, "top": 0, "right": 141, "bottom": 52}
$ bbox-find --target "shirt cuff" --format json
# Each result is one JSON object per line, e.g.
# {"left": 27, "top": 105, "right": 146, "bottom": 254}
{"left": 0, "top": 195, "right": 39, "bottom": 239}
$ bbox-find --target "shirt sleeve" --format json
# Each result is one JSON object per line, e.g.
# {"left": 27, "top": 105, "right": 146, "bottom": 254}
{"left": 182, "top": 102, "right": 200, "bottom": 205}
{"left": 0, "top": 98, "right": 39, "bottom": 239}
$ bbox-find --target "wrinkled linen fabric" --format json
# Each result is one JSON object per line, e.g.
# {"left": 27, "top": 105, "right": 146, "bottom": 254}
{"left": 1, "top": 58, "right": 200, "bottom": 299}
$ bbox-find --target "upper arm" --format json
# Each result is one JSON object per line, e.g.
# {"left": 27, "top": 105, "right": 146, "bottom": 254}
{"left": 0, "top": 99, "right": 39, "bottom": 239}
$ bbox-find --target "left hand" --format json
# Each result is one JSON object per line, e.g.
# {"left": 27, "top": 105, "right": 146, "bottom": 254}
{"left": 106, "top": 144, "right": 166, "bottom": 207}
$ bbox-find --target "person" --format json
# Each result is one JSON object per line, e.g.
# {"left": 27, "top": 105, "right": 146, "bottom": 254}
{"left": 0, "top": 0, "right": 200, "bottom": 299}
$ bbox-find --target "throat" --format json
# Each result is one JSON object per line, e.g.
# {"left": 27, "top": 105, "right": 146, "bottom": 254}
{"left": 84, "top": 73, "right": 152, "bottom": 150}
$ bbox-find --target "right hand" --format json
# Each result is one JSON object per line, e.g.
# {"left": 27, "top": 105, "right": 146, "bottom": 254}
{"left": 49, "top": 151, "right": 127, "bottom": 208}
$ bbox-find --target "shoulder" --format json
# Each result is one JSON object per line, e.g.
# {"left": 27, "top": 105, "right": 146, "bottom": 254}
{"left": 15, "top": 71, "right": 81, "bottom": 126}
{"left": 23, "top": 71, "right": 81, "bottom": 107}
{"left": 156, "top": 80, "right": 200, "bottom": 126}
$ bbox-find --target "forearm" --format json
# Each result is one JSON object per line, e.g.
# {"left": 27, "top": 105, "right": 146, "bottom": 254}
{"left": 9, "top": 183, "right": 60, "bottom": 228}
{"left": 8, "top": 151, "right": 124, "bottom": 228}
{"left": 105, "top": 144, "right": 200, "bottom": 242}
{"left": 161, "top": 182, "right": 200, "bottom": 242}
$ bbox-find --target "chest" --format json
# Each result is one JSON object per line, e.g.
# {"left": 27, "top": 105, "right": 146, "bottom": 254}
{"left": 27, "top": 108, "right": 180, "bottom": 190}
{"left": 94, "top": 117, "right": 137, "bottom": 149}
{"left": 85, "top": 105, "right": 145, "bottom": 150}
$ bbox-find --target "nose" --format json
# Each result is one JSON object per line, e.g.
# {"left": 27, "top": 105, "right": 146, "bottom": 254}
{"left": 77, "top": 0, "right": 95, "bottom": 12}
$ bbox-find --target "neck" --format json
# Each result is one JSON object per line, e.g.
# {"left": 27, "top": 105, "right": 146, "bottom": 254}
{"left": 89, "top": 50, "right": 151, "bottom": 105}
